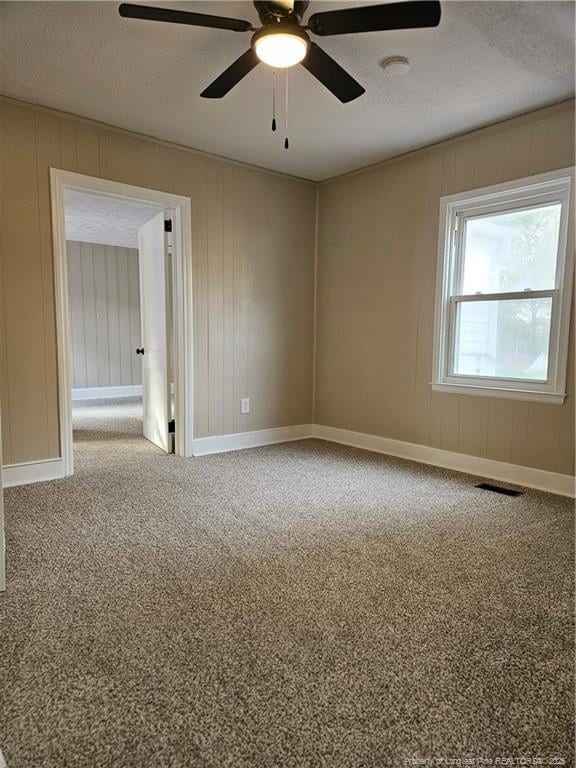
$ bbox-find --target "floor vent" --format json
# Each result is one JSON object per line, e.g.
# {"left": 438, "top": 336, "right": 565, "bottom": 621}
{"left": 476, "top": 482, "right": 523, "bottom": 497}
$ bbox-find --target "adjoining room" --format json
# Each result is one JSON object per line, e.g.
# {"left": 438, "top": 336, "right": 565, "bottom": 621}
{"left": 66, "top": 190, "right": 150, "bottom": 442}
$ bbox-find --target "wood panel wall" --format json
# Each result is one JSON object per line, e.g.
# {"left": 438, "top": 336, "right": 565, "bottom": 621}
{"left": 1, "top": 95, "right": 573, "bottom": 474}
{"left": 67, "top": 241, "right": 141, "bottom": 389}
{"left": 0, "top": 98, "right": 316, "bottom": 464}
{"left": 316, "top": 102, "right": 575, "bottom": 475}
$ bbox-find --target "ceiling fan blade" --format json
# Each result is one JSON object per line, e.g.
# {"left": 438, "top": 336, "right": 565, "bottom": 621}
{"left": 301, "top": 43, "right": 365, "bottom": 103}
{"left": 119, "top": 4, "right": 253, "bottom": 32}
{"left": 201, "top": 49, "right": 260, "bottom": 98}
{"left": 308, "top": 1, "right": 441, "bottom": 36}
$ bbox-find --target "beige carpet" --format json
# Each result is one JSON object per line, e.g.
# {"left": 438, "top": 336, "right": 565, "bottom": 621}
{"left": 0, "top": 400, "right": 573, "bottom": 767}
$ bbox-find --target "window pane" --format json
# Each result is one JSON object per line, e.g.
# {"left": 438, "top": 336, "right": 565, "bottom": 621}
{"left": 453, "top": 297, "right": 552, "bottom": 381}
{"left": 461, "top": 204, "right": 561, "bottom": 293}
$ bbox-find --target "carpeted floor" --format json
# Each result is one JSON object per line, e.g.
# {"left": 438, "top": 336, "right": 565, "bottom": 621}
{"left": 0, "top": 400, "right": 573, "bottom": 767}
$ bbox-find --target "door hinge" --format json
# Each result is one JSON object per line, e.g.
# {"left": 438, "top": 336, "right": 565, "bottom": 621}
{"left": 164, "top": 219, "right": 172, "bottom": 233}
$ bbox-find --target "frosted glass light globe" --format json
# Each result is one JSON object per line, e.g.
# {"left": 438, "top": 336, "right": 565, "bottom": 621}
{"left": 255, "top": 32, "right": 308, "bottom": 68}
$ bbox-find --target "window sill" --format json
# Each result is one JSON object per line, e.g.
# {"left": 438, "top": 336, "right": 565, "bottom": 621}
{"left": 431, "top": 382, "right": 566, "bottom": 405}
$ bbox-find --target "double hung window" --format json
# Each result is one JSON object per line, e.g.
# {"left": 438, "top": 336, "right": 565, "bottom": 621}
{"left": 432, "top": 169, "right": 574, "bottom": 404}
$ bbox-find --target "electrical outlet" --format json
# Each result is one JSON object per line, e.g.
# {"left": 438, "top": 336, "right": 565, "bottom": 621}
{"left": 241, "top": 398, "right": 250, "bottom": 414}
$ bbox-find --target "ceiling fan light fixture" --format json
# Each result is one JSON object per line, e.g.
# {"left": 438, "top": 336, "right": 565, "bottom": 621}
{"left": 253, "top": 28, "right": 309, "bottom": 68}
{"left": 120, "top": 1, "right": 441, "bottom": 101}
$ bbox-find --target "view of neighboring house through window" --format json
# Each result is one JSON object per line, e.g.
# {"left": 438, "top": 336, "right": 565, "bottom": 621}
{"left": 433, "top": 169, "right": 574, "bottom": 403}
{"left": 454, "top": 204, "right": 560, "bottom": 380}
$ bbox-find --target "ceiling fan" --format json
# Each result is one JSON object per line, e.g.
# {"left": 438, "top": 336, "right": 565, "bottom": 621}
{"left": 119, "top": 1, "right": 441, "bottom": 103}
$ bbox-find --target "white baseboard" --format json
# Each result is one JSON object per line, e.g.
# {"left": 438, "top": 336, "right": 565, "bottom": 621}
{"left": 72, "top": 385, "right": 142, "bottom": 401}
{"left": 312, "top": 424, "right": 575, "bottom": 498}
{"left": 2, "top": 458, "right": 65, "bottom": 488}
{"left": 192, "top": 424, "right": 314, "bottom": 457}
{"left": 3, "top": 424, "right": 572, "bottom": 498}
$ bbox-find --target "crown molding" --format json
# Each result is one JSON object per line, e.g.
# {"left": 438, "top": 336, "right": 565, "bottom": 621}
{"left": 0, "top": 94, "right": 316, "bottom": 186}
{"left": 2, "top": 93, "right": 573, "bottom": 186}
{"left": 320, "top": 98, "right": 575, "bottom": 186}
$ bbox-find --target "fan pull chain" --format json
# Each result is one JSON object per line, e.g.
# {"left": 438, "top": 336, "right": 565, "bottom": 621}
{"left": 271, "top": 71, "right": 277, "bottom": 132}
{"left": 284, "top": 69, "right": 289, "bottom": 150}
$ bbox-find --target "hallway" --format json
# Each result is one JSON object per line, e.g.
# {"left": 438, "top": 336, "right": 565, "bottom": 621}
{"left": 0, "top": 405, "right": 573, "bottom": 767}
{"left": 73, "top": 398, "right": 143, "bottom": 443}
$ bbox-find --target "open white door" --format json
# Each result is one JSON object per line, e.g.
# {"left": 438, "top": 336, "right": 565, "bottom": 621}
{"left": 138, "top": 212, "right": 171, "bottom": 453}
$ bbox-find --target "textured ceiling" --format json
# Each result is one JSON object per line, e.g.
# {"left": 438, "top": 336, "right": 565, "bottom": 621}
{"left": 1, "top": 1, "right": 574, "bottom": 180}
{"left": 65, "top": 189, "right": 163, "bottom": 248}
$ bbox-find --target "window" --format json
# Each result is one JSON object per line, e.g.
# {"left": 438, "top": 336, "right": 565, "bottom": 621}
{"left": 432, "top": 169, "right": 574, "bottom": 404}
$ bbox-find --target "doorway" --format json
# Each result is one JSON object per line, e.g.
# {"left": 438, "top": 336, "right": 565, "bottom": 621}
{"left": 50, "top": 170, "right": 194, "bottom": 476}
{"left": 66, "top": 192, "right": 162, "bottom": 448}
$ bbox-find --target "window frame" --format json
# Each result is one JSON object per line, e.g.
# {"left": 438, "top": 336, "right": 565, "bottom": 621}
{"left": 432, "top": 168, "right": 574, "bottom": 404}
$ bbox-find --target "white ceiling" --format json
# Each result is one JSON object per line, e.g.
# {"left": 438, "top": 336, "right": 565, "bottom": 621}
{"left": 65, "top": 189, "right": 163, "bottom": 247}
{"left": 1, "top": 1, "right": 574, "bottom": 180}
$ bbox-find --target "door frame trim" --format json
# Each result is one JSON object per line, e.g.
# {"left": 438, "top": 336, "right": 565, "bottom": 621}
{"left": 50, "top": 169, "right": 194, "bottom": 475}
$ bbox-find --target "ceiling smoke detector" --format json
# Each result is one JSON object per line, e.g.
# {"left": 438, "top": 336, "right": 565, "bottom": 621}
{"left": 381, "top": 56, "right": 411, "bottom": 76}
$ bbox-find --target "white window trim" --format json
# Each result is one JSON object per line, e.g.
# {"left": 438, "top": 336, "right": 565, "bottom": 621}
{"left": 432, "top": 167, "right": 574, "bottom": 405}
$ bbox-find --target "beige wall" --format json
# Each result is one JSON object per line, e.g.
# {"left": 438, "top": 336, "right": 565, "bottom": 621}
{"left": 67, "top": 241, "right": 141, "bottom": 389}
{"left": 315, "top": 102, "right": 575, "bottom": 476}
{"left": 0, "top": 98, "right": 316, "bottom": 464}
{"left": 1, "top": 96, "right": 573, "bottom": 476}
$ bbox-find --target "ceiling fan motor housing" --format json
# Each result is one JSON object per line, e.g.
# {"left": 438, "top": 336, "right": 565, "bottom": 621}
{"left": 253, "top": 1, "right": 309, "bottom": 25}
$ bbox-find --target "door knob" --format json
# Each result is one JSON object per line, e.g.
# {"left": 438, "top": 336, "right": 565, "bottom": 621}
{"left": 136, "top": 347, "right": 145, "bottom": 355}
